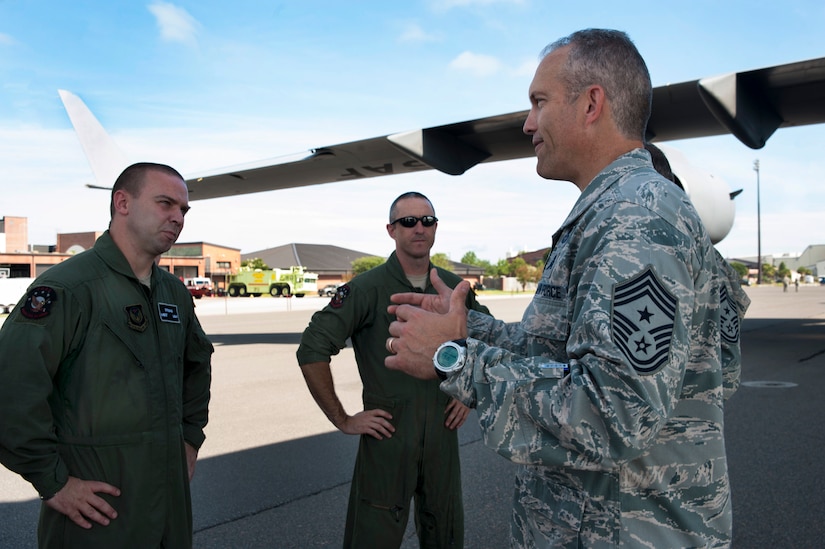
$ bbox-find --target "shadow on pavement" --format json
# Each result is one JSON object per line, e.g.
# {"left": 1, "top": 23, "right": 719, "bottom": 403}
{"left": 208, "top": 332, "right": 304, "bottom": 346}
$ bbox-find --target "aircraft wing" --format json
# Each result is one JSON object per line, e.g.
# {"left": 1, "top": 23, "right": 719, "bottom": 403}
{"left": 61, "top": 56, "right": 825, "bottom": 201}
{"left": 185, "top": 111, "right": 533, "bottom": 200}
{"left": 647, "top": 56, "right": 825, "bottom": 147}
{"left": 186, "top": 55, "right": 825, "bottom": 200}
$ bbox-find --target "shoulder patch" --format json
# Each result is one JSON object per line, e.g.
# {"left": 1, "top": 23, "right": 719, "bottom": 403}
{"left": 20, "top": 286, "right": 57, "bottom": 319}
{"left": 719, "top": 284, "right": 739, "bottom": 344}
{"left": 612, "top": 268, "right": 677, "bottom": 374}
{"left": 125, "top": 304, "right": 148, "bottom": 332}
{"left": 330, "top": 284, "right": 351, "bottom": 309}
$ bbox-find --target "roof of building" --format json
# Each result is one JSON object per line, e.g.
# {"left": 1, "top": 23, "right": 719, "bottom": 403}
{"left": 512, "top": 248, "right": 551, "bottom": 265}
{"left": 174, "top": 241, "right": 241, "bottom": 252}
{"left": 242, "top": 243, "right": 376, "bottom": 274}
{"left": 242, "top": 243, "right": 485, "bottom": 276}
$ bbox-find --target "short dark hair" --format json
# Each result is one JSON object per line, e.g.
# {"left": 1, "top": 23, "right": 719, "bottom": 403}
{"left": 542, "top": 29, "right": 652, "bottom": 141}
{"left": 644, "top": 142, "right": 684, "bottom": 190}
{"left": 109, "top": 162, "right": 184, "bottom": 218}
{"left": 389, "top": 191, "right": 434, "bottom": 222}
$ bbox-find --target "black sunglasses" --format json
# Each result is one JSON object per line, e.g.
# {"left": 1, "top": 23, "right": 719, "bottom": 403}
{"left": 390, "top": 215, "right": 438, "bottom": 228}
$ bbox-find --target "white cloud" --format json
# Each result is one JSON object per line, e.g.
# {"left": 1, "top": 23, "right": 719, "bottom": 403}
{"left": 449, "top": 51, "right": 502, "bottom": 76}
{"left": 512, "top": 58, "right": 539, "bottom": 77}
{"left": 0, "top": 32, "right": 17, "bottom": 46}
{"left": 147, "top": 2, "right": 199, "bottom": 46}
{"left": 398, "top": 22, "right": 440, "bottom": 43}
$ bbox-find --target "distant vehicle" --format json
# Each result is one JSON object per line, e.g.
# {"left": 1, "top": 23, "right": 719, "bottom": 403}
{"left": 227, "top": 266, "right": 318, "bottom": 297}
{"left": 0, "top": 277, "right": 33, "bottom": 313}
{"left": 184, "top": 277, "right": 213, "bottom": 299}
{"left": 318, "top": 284, "right": 340, "bottom": 297}
{"left": 820, "top": 276, "right": 825, "bottom": 285}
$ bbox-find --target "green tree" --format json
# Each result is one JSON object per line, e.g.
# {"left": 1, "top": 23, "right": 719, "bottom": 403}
{"left": 241, "top": 257, "right": 269, "bottom": 270}
{"left": 515, "top": 263, "right": 540, "bottom": 291}
{"left": 488, "top": 259, "right": 509, "bottom": 277}
{"left": 430, "top": 252, "right": 452, "bottom": 271}
{"left": 484, "top": 262, "right": 501, "bottom": 277}
{"left": 508, "top": 257, "right": 527, "bottom": 278}
{"left": 729, "top": 261, "right": 748, "bottom": 279}
{"left": 777, "top": 261, "right": 791, "bottom": 281}
{"left": 461, "top": 251, "right": 480, "bottom": 265}
{"left": 352, "top": 256, "right": 385, "bottom": 275}
{"left": 461, "top": 250, "right": 493, "bottom": 275}
{"left": 762, "top": 263, "right": 776, "bottom": 281}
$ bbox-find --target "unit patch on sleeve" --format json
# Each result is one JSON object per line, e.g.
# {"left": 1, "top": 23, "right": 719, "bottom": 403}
{"left": 612, "top": 268, "right": 677, "bottom": 374}
{"left": 330, "top": 284, "right": 351, "bottom": 309}
{"left": 157, "top": 302, "right": 181, "bottom": 323}
{"left": 20, "top": 286, "right": 57, "bottom": 319}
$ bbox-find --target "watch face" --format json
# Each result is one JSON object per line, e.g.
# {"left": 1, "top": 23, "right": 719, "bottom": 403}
{"left": 437, "top": 345, "right": 459, "bottom": 367}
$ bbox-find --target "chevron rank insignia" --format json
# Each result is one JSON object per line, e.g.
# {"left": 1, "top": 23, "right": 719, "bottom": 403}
{"left": 719, "top": 284, "right": 740, "bottom": 344}
{"left": 612, "top": 268, "right": 677, "bottom": 374}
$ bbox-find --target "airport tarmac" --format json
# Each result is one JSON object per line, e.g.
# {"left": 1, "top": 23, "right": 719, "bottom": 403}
{"left": 1, "top": 286, "right": 824, "bottom": 547}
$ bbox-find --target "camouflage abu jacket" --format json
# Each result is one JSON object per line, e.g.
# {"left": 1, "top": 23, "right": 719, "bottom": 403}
{"left": 442, "top": 149, "right": 732, "bottom": 548}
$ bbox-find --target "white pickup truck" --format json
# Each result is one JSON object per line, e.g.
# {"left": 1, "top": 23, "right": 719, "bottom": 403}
{"left": 0, "top": 277, "right": 33, "bottom": 314}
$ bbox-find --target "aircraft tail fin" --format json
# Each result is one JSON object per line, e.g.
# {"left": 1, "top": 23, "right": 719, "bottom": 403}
{"left": 58, "top": 90, "right": 130, "bottom": 188}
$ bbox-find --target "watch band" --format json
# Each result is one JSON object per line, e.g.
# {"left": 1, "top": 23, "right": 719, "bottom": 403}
{"left": 435, "top": 365, "right": 449, "bottom": 381}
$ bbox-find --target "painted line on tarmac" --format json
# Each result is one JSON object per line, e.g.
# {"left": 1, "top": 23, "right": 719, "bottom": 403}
{"left": 741, "top": 381, "right": 798, "bottom": 388}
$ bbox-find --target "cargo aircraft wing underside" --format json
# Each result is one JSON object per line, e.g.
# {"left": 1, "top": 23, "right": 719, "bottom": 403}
{"left": 60, "top": 55, "right": 825, "bottom": 202}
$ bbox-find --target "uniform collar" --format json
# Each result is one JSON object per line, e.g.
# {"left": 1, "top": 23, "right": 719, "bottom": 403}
{"left": 93, "top": 230, "right": 149, "bottom": 282}
{"left": 557, "top": 148, "right": 650, "bottom": 234}
{"left": 386, "top": 251, "right": 433, "bottom": 292}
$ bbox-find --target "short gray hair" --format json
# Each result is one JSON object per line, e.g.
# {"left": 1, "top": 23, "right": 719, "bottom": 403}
{"left": 541, "top": 29, "right": 651, "bottom": 141}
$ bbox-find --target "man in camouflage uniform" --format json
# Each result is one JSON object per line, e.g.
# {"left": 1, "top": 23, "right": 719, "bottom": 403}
{"left": 385, "top": 30, "right": 735, "bottom": 547}
{"left": 645, "top": 141, "right": 751, "bottom": 399}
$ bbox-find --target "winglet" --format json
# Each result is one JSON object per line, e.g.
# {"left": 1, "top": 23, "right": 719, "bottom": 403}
{"left": 58, "top": 90, "right": 130, "bottom": 188}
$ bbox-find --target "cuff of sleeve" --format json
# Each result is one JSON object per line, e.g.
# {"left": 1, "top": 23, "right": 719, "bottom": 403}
{"left": 183, "top": 424, "right": 206, "bottom": 450}
{"left": 31, "top": 459, "right": 69, "bottom": 502}
{"left": 439, "top": 338, "right": 480, "bottom": 408}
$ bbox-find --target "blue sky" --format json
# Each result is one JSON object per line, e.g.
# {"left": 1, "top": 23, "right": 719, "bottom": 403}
{"left": 2, "top": 0, "right": 824, "bottom": 263}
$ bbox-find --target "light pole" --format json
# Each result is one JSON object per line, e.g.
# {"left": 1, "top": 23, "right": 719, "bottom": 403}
{"left": 753, "top": 159, "right": 762, "bottom": 285}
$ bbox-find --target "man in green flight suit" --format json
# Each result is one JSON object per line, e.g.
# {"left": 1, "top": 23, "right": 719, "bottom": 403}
{"left": 297, "top": 191, "right": 489, "bottom": 548}
{"left": 0, "top": 162, "right": 213, "bottom": 548}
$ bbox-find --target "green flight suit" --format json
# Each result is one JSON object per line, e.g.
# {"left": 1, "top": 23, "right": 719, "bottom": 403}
{"left": 0, "top": 231, "right": 213, "bottom": 548}
{"left": 297, "top": 252, "right": 489, "bottom": 548}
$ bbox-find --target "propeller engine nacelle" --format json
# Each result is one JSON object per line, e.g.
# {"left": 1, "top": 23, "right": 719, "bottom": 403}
{"left": 656, "top": 144, "right": 737, "bottom": 244}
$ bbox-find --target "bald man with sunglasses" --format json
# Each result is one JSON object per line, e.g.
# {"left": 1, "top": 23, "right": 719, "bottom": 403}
{"left": 297, "top": 192, "right": 489, "bottom": 548}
